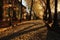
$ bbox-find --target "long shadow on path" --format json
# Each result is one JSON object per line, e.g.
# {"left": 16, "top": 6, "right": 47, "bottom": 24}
{"left": 0, "top": 25, "right": 46, "bottom": 40}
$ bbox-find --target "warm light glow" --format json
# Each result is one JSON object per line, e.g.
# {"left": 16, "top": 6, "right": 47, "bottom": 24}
{"left": 18, "top": 0, "right": 21, "bottom": 2}
{"left": 38, "top": 5, "right": 43, "bottom": 9}
{"left": 9, "top": 4, "right": 12, "bottom": 7}
{"left": 58, "top": 2, "right": 60, "bottom": 11}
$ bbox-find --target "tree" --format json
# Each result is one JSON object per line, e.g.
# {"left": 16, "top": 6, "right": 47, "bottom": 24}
{"left": 13, "top": 9, "right": 17, "bottom": 21}
{"left": 46, "top": 0, "right": 60, "bottom": 40}
{"left": 43, "top": 0, "right": 52, "bottom": 23}
{"left": 20, "top": 0, "right": 22, "bottom": 22}
{"left": 0, "top": 0, "right": 3, "bottom": 22}
{"left": 52, "top": 0, "right": 60, "bottom": 33}
{"left": 8, "top": 7, "right": 12, "bottom": 26}
{"left": 18, "top": 0, "right": 23, "bottom": 22}
{"left": 29, "top": 0, "right": 33, "bottom": 20}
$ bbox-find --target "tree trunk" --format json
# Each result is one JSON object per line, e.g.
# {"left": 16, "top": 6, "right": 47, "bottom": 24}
{"left": 46, "top": 0, "right": 60, "bottom": 40}
{"left": 0, "top": 0, "right": 3, "bottom": 22}
{"left": 13, "top": 10, "right": 17, "bottom": 21}
{"left": 20, "top": 0, "right": 22, "bottom": 22}
{"left": 52, "top": 0, "right": 60, "bottom": 33}
{"left": 29, "top": 0, "right": 33, "bottom": 20}
{"left": 47, "top": 0, "right": 52, "bottom": 23}
{"left": 44, "top": 0, "right": 52, "bottom": 23}
{"left": 8, "top": 7, "right": 12, "bottom": 26}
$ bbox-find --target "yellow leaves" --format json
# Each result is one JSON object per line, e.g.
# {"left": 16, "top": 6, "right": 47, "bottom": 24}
{"left": 25, "top": 0, "right": 31, "bottom": 7}
{"left": 25, "top": 0, "right": 60, "bottom": 19}
{"left": 25, "top": 0, "right": 44, "bottom": 19}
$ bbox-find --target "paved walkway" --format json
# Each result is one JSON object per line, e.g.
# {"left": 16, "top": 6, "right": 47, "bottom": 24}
{"left": 0, "top": 20, "right": 44, "bottom": 32}
{"left": 0, "top": 20, "right": 60, "bottom": 40}
{"left": 0, "top": 20, "right": 47, "bottom": 40}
